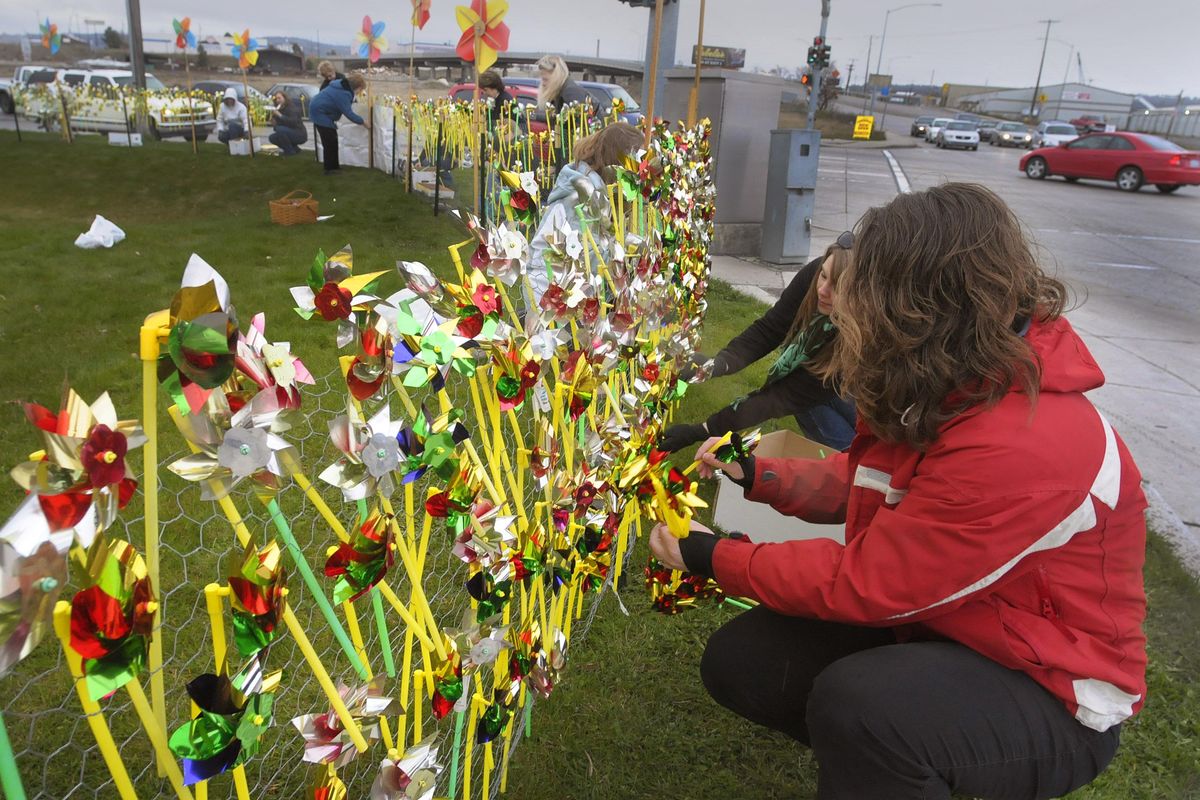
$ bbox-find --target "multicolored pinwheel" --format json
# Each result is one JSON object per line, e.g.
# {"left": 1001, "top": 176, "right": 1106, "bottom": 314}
{"left": 173, "top": 17, "right": 197, "bottom": 50}
{"left": 355, "top": 16, "right": 388, "bottom": 63}
{"left": 454, "top": 0, "right": 510, "bottom": 73}
{"left": 292, "top": 677, "right": 396, "bottom": 767}
{"left": 168, "top": 655, "right": 282, "bottom": 784}
{"left": 410, "top": 0, "right": 432, "bottom": 31}
{"left": 228, "top": 540, "right": 287, "bottom": 658}
{"left": 324, "top": 508, "right": 395, "bottom": 604}
{"left": 40, "top": 19, "right": 61, "bottom": 54}
{"left": 67, "top": 538, "right": 156, "bottom": 702}
{"left": 230, "top": 29, "right": 259, "bottom": 71}
{"left": 158, "top": 255, "right": 239, "bottom": 415}
{"left": 291, "top": 246, "right": 388, "bottom": 348}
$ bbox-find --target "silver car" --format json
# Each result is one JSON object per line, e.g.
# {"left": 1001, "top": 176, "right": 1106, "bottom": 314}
{"left": 992, "top": 122, "right": 1033, "bottom": 149}
{"left": 924, "top": 117, "right": 952, "bottom": 143}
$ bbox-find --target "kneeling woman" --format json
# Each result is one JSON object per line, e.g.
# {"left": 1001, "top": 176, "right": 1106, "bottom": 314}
{"left": 652, "top": 183, "right": 1147, "bottom": 800}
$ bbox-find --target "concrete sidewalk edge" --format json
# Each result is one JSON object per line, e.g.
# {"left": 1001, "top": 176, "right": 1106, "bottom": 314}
{"left": 1144, "top": 482, "right": 1200, "bottom": 579}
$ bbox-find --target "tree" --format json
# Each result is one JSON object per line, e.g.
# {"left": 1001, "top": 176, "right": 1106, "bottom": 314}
{"left": 102, "top": 26, "right": 126, "bottom": 50}
{"left": 196, "top": 44, "right": 209, "bottom": 69}
{"left": 818, "top": 68, "right": 841, "bottom": 111}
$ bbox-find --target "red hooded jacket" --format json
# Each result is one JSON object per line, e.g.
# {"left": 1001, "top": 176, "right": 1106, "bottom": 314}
{"left": 711, "top": 317, "right": 1147, "bottom": 732}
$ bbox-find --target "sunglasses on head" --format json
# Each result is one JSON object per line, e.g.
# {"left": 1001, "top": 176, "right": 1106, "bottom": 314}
{"left": 835, "top": 230, "right": 854, "bottom": 250}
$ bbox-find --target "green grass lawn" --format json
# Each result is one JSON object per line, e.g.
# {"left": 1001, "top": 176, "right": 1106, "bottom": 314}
{"left": 1, "top": 131, "right": 1198, "bottom": 800}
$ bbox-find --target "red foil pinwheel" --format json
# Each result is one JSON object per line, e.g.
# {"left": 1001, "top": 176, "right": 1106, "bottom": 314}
{"left": 324, "top": 508, "right": 395, "bottom": 603}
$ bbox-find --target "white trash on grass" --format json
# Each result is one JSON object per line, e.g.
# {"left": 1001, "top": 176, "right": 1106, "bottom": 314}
{"left": 74, "top": 215, "right": 126, "bottom": 249}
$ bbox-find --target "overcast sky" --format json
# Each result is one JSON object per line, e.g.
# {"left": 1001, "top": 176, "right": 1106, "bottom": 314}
{"left": 4, "top": 0, "right": 1197, "bottom": 95}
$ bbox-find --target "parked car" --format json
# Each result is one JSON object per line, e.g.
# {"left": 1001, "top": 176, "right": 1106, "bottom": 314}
{"left": 923, "top": 117, "right": 952, "bottom": 143}
{"left": 975, "top": 119, "right": 1000, "bottom": 142}
{"left": 991, "top": 121, "right": 1033, "bottom": 148}
{"left": 193, "top": 80, "right": 269, "bottom": 106}
{"left": 497, "top": 76, "right": 645, "bottom": 125}
{"left": 23, "top": 69, "right": 216, "bottom": 140}
{"left": 936, "top": 120, "right": 980, "bottom": 150}
{"left": 954, "top": 112, "right": 981, "bottom": 123}
{"left": 266, "top": 82, "right": 319, "bottom": 120}
{"left": 910, "top": 115, "right": 935, "bottom": 137}
{"left": 1031, "top": 121, "right": 1078, "bottom": 148}
{"left": 0, "top": 64, "right": 57, "bottom": 113}
{"left": 1019, "top": 131, "right": 1200, "bottom": 193}
{"left": 1069, "top": 114, "right": 1106, "bottom": 134}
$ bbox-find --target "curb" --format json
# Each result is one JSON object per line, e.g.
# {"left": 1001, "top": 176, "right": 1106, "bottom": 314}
{"left": 727, "top": 283, "right": 778, "bottom": 306}
{"left": 822, "top": 139, "right": 919, "bottom": 150}
{"left": 1143, "top": 482, "right": 1200, "bottom": 580}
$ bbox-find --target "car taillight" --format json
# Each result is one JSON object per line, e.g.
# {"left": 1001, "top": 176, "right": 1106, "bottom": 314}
{"left": 1168, "top": 155, "right": 1181, "bottom": 166}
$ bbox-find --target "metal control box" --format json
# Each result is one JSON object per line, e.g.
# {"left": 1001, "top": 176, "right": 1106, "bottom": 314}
{"left": 760, "top": 129, "right": 822, "bottom": 264}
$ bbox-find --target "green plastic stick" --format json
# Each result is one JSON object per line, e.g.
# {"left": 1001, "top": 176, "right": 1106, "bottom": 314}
{"left": 0, "top": 711, "right": 28, "bottom": 800}
{"left": 523, "top": 694, "right": 532, "bottom": 739}
{"left": 723, "top": 597, "right": 754, "bottom": 610}
{"left": 447, "top": 675, "right": 469, "bottom": 800}
{"left": 371, "top": 587, "right": 396, "bottom": 678}
{"left": 264, "top": 498, "right": 369, "bottom": 680}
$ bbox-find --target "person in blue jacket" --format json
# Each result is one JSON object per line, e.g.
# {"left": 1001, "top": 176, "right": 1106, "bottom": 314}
{"left": 309, "top": 73, "right": 369, "bottom": 174}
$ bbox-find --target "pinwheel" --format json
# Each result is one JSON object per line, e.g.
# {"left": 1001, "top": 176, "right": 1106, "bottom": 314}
{"left": 465, "top": 569, "right": 513, "bottom": 623}
{"left": 318, "top": 401, "right": 405, "bottom": 501}
{"left": 228, "top": 540, "right": 287, "bottom": 658}
{"left": 292, "top": 677, "right": 396, "bottom": 767}
{"left": 40, "top": 19, "right": 60, "bottom": 54}
{"left": 67, "top": 538, "right": 156, "bottom": 702}
{"left": 444, "top": 607, "right": 508, "bottom": 672}
{"left": 394, "top": 319, "right": 478, "bottom": 391}
{"left": 424, "top": 464, "right": 483, "bottom": 535}
{"left": 0, "top": 537, "right": 67, "bottom": 675}
{"left": 429, "top": 654, "right": 463, "bottom": 720}
{"left": 574, "top": 517, "right": 614, "bottom": 594}
{"left": 475, "top": 682, "right": 520, "bottom": 744}
{"left": 168, "top": 387, "right": 301, "bottom": 501}
{"left": 526, "top": 419, "right": 560, "bottom": 490}
{"left": 347, "top": 312, "right": 392, "bottom": 402}
{"left": 324, "top": 508, "right": 395, "bottom": 603}
{"left": 10, "top": 386, "right": 145, "bottom": 543}
{"left": 230, "top": 29, "right": 259, "bottom": 71}
{"left": 355, "top": 16, "right": 388, "bottom": 63}
{"left": 441, "top": 268, "right": 507, "bottom": 342}
{"left": 410, "top": 0, "right": 432, "bottom": 31}
{"left": 168, "top": 655, "right": 282, "bottom": 784}
{"left": 394, "top": 261, "right": 454, "bottom": 318}
{"left": 451, "top": 500, "right": 516, "bottom": 570}
{"left": 292, "top": 246, "right": 389, "bottom": 349}
{"left": 397, "top": 405, "right": 469, "bottom": 484}
{"left": 234, "top": 312, "right": 314, "bottom": 413}
{"left": 454, "top": 0, "right": 510, "bottom": 73}
{"left": 489, "top": 337, "right": 540, "bottom": 411}
{"left": 312, "top": 763, "right": 348, "bottom": 800}
{"left": 158, "top": 255, "right": 239, "bottom": 415}
{"left": 173, "top": 17, "right": 197, "bottom": 50}
{"left": 370, "top": 734, "right": 441, "bottom": 800}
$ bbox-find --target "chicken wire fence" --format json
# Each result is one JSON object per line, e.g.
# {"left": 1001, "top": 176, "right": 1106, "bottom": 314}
{"left": 5, "top": 365, "right": 632, "bottom": 799}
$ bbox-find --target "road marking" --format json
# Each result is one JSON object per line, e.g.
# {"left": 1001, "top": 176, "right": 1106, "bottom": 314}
{"left": 818, "top": 169, "right": 892, "bottom": 178}
{"left": 1036, "top": 228, "right": 1200, "bottom": 245}
{"left": 1089, "top": 261, "right": 1159, "bottom": 271}
{"left": 881, "top": 150, "right": 911, "bottom": 194}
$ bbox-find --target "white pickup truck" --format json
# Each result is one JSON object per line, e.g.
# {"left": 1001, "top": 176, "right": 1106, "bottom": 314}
{"left": 21, "top": 68, "right": 216, "bottom": 140}
{"left": 0, "top": 65, "right": 58, "bottom": 113}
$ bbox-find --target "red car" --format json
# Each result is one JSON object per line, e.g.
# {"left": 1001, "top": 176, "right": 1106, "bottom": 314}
{"left": 1019, "top": 131, "right": 1200, "bottom": 193}
{"left": 448, "top": 82, "right": 545, "bottom": 134}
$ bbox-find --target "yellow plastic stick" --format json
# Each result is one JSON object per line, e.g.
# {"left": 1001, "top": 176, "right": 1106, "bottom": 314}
{"left": 52, "top": 602, "right": 139, "bottom": 800}
{"left": 139, "top": 315, "right": 170, "bottom": 777}
{"left": 125, "top": 679, "right": 196, "bottom": 800}
{"left": 462, "top": 696, "right": 482, "bottom": 800}
{"left": 377, "top": 582, "right": 440, "bottom": 656}
{"left": 412, "top": 670, "right": 425, "bottom": 743}
{"left": 293, "top": 472, "right": 350, "bottom": 543}
{"left": 203, "top": 585, "right": 251, "bottom": 800}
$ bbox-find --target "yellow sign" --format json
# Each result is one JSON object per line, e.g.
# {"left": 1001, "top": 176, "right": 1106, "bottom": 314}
{"left": 1038, "top": 93, "right": 1048, "bottom": 103}
{"left": 853, "top": 115, "right": 875, "bottom": 140}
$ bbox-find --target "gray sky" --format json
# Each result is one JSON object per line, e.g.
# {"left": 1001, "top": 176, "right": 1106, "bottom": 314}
{"left": 4, "top": 0, "right": 1197, "bottom": 95}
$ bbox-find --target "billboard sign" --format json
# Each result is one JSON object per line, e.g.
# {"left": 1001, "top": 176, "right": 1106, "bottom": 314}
{"left": 690, "top": 45, "right": 746, "bottom": 69}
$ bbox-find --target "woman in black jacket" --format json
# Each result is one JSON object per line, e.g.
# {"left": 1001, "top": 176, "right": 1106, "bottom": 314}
{"left": 532, "top": 54, "right": 591, "bottom": 170}
{"left": 268, "top": 92, "right": 308, "bottom": 156}
{"left": 661, "top": 235, "right": 856, "bottom": 452}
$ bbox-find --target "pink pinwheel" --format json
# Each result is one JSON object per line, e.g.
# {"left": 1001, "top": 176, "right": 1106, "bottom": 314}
{"left": 355, "top": 16, "right": 388, "bottom": 64}
{"left": 40, "top": 19, "right": 61, "bottom": 54}
{"left": 411, "top": 0, "right": 432, "bottom": 31}
{"left": 230, "top": 29, "right": 259, "bottom": 70}
{"left": 455, "top": 0, "right": 510, "bottom": 73}
{"left": 173, "top": 17, "right": 197, "bottom": 51}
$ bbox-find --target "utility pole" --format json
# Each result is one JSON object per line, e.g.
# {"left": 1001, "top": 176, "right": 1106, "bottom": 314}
{"left": 845, "top": 59, "right": 854, "bottom": 95}
{"left": 1053, "top": 40, "right": 1074, "bottom": 119}
{"left": 805, "top": 0, "right": 831, "bottom": 130}
{"left": 126, "top": 0, "right": 146, "bottom": 90}
{"left": 862, "top": 34, "right": 872, "bottom": 113}
{"left": 1028, "top": 18, "right": 1058, "bottom": 119}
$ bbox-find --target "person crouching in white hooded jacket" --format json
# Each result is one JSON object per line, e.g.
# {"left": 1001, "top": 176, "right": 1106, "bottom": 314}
{"left": 217, "top": 87, "right": 249, "bottom": 145}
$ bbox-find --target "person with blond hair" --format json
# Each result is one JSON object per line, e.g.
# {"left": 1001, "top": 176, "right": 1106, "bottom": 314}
{"left": 651, "top": 182, "right": 1147, "bottom": 799}
{"left": 317, "top": 60, "right": 346, "bottom": 91}
{"left": 309, "top": 73, "right": 369, "bottom": 174}
{"left": 533, "top": 54, "right": 588, "bottom": 119}
{"left": 661, "top": 235, "right": 856, "bottom": 452}
{"left": 526, "top": 121, "right": 643, "bottom": 302}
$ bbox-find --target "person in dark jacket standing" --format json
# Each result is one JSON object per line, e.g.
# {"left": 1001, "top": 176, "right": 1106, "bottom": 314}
{"left": 651, "top": 183, "right": 1147, "bottom": 800}
{"left": 532, "top": 54, "right": 591, "bottom": 169}
{"left": 309, "top": 73, "right": 369, "bottom": 174}
{"left": 268, "top": 91, "right": 307, "bottom": 156}
{"left": 317, "top": 60, "right": 347, "bottom": 91}
{"left": 660, "top": 235, "right": 855, "bottom": 452}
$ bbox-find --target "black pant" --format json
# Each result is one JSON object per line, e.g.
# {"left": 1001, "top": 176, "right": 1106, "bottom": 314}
{"left": 316, "top": 124, "right": 338, "bottom": 171}
{"left": 701, "top": 608, "right": 1120, "bottom": 799}
{"left": 270, "top": 125, "right": 307, "bottom": 155}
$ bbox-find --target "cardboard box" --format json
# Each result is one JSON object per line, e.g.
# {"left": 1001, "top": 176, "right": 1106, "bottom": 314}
{"left": 107, "top": 132, "right": 142, "bottom": 147}
{"left": 228, "top": 139, "right": 251, "bottom": 156}
{"left": 712, "top": 429, "right": 845, "bottom": 544}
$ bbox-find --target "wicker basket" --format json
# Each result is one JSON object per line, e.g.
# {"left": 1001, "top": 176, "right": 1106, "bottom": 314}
{"left": 269, "top": 190, "right": 319, "bottom": 226}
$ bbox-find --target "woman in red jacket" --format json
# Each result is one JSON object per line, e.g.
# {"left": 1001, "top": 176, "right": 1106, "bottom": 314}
{"left": 651, "top": 182, "right": 1147, "bottom": 799}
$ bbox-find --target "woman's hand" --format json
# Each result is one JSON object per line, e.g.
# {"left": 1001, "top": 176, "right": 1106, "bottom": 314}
{"left": 695, "top": 436, "right": 743, "bottom": 482}
{"left": 649, "top": 521, "right": 715, "bottom": 571}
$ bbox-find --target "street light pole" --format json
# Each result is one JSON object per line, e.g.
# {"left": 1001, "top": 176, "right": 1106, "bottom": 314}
{"left": 805, "top": 0, "right": 831, "bottom": 130}
{"left": 1028, "top": 18, "right": 1058, "bottom": 119}
{"left": 871, "top": 3, "right": 941, "bottom": 120}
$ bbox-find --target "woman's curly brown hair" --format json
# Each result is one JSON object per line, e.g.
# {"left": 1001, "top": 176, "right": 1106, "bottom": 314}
{"left": 818, "top": 182, "right": 1067, "bottom": 449}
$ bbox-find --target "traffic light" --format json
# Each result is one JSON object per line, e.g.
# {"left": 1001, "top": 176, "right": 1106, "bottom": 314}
{"left": 800, "top": 72, "right": 811, "bottom": 87}
{"left": 807, "top": 45, "right": 818, "bottom": 65}
{"left": 807, "top": 36, "right": 831, "bottom": 69}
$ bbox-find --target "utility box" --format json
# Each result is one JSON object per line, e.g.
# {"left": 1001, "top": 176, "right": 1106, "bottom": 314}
{"left": 760, "top": 129, "right": 821, "bottom": 264}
